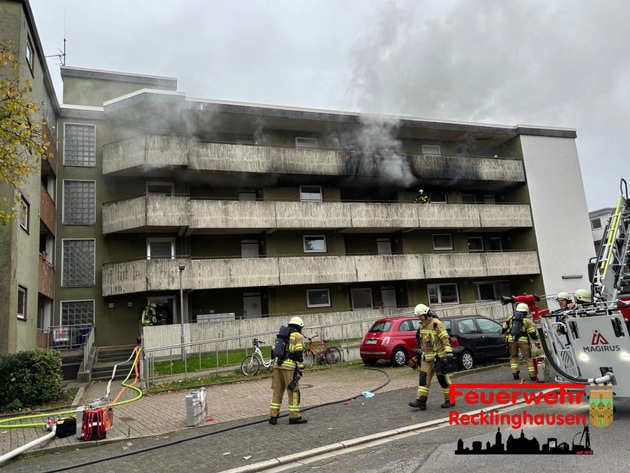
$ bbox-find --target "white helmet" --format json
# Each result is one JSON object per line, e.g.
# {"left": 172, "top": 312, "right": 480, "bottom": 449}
{"left": 516, "top": 303, "right": 529, "bottom": 313}
{"left": 556, "top": 292, "right": 571, "bottom": 301}
{"left": 289, "top": 316, "right": 304, "bottom": 328}
{"left": 574, "top": 289, "right": 592, "bottom": 304}
{"left": 414, "top": 304, "right": 430, "bottom": 316}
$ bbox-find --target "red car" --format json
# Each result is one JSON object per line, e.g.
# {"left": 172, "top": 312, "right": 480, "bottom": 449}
{"left": 360, "top": 316, "right": 420, "bottom": 367}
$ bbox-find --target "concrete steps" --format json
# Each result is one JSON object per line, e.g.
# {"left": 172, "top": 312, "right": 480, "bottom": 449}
{"left": 91, "top": 345, "right": 137, "bottom": 381}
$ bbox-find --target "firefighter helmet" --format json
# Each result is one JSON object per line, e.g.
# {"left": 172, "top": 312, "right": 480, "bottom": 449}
{"left": 556, "top": 291, "right": 571, "bottom": 301}
{"left": 414, "top": 304, "right": 430, "bottom": 316}
{"left": 149, "top": 302, "right": 157, "bottom": 308}
{"left": 574, "top": 289, "right": 592, "bottom": 304}
{"left": 289, "top": 316, "right": 304, "bottom": 328}
{"left": 516, "top": 303, "right": 529, "bottom": 313}
{"left": 418, "top": 189, "right": 424, "bottom": 194}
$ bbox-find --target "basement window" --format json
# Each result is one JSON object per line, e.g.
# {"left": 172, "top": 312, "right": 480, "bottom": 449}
{"left": 307, "top": 289, "right": 331, "bottom": 308}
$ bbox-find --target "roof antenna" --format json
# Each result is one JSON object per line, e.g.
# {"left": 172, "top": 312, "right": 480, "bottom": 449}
{"left": 46, "top": 38, "right": 66, "bottom": 66}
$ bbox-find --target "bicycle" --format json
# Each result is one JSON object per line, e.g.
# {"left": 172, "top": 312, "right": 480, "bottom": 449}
{"left": 303, "top": 333, "right": 342, "bottom": 367}
{"left": 240, "top": 338, "right": 274, "bottom": 376}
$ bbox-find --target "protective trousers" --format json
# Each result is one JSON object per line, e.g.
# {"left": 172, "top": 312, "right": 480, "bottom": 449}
{"left": 269, "top": 367, "right": 301, "bottom": 419}
{"left": 416, "top": 359, "right": 451, "bottom": 402}
{"left": 509, "top": 341, "right": 534, "bottom": 378}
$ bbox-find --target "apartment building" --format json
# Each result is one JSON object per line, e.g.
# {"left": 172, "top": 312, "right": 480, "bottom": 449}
{"left": 0, "top": 0, "right": 59, "bottom": 353}
{"left": 49, "top": 64, "right": 596, "bottom": 348}
{"left": 589, "top": 208, "right": 615, "bottom": 254}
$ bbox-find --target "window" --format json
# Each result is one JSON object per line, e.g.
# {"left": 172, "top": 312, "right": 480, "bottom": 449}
{"left": 63, "top": 180, "right": 96, "bottom": 225}
{"left": 428, "top": 283, "right": 459, "bottom": 304}
{"left": 147, "top": 238, "right": 175, "bottom": 259}
{"left": 304, "top": 235, "right": 327, "bottom": 253}
{"left": 457, "top": 318, "right": 478, "bottom": 334}
{"left": 462, "top": 193, "right": 477, "bottom": 204}
{"left": 17, "top": 286, "right": 27, "bottom": 320}
{"left": 422, "top": 145, "right": 441, "bottom": 156}
{"left": 307, "top": 288, "right": 331, "bottom": 308}
{"left": 19, "top": 195, "right": 29, "bottom": 232}
{"left": 61, "top": 300, "right": 95, "bottom": 326}
{"left": 62, "top": 239, "right": 95, "bottom": 287}
{"left": 26, "top": 37, "right": 34, "bottom": 74}
{"left": 467, "top": 236, "right": 484, "bottom": 252}
{"left": 238, "top": 190, "right": 257, "bottom": 201}
{"left": 241, "top": 240, "right": 259, "bottom": 258}
{"left": 475, "top": 281, "right": 510, "bottom": 301}
{"left": 146, "top": 182, "right": 174, "bottom": 195}
{"left": 377, "top": 238, "right": 392, "bottom": 255}
{"left": 300, "top": 186, "right": 323, "bottom": 202}
{"left": 398, "top": 319, "right": 420, "bottom": 332}
{"left": 430, "top": 191, "right": 447, "bottom": 203}
{"left": 476, "top": 317, "right": 503, "bottom": 334}
{"left": 295, "top": 137, "right": 318, "bottom": 148}
{"left": 300, "top": 186, "right": 324, "bottom": 202}
{"left": 591, "top": 218, "right": 602, "bottom": 230}
{"left": 432, "top": 234, "right": 453, "bottom": 251}
{"left": 483, "top": 195, "right": 496, "bottom": 204}
{"left": 489, "top": 237, "right": 503, "bottom": 252}
{"left": 64, "top": 124, "right": 96, "bottom": 167}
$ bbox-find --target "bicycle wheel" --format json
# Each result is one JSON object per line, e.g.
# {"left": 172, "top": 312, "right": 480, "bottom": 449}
{"left": 304, "top": 351, "right": 315, "bottom": 368}
{"left": 241, "top": 355, "right": 260, "bottom": 376}
{"left": 324, "top": 347, "right": 342, "bottom": 365}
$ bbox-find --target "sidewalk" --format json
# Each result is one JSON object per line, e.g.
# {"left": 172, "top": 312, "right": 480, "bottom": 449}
{"left": 0, "top": 364, "right": 420, "bottom": 459}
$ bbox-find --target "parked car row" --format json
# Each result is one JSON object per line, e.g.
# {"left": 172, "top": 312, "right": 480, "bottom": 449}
{"left": 359, "top": 315, "right": 509, "bottom": 370}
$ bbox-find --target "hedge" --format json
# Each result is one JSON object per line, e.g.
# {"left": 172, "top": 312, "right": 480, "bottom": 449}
{"left": 0, "top": 349, "right": 63, "bottom": 412}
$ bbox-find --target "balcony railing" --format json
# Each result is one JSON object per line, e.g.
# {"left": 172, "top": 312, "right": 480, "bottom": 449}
{"left": 102, "top": 195, "right": 532, "bottom": 234}
{"left": 102, "top": 135, "right": 525, "bottom": 182}
{"left": 102, "top": 251, "right": 540, "bottom": 296}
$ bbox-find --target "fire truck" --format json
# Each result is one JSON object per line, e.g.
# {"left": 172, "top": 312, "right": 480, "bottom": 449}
{"left": 506, "top": 179, "right": 630, "bottom": 396}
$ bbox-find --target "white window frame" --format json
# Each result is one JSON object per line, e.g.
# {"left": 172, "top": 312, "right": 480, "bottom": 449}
{"left": 300, "top": 185, "right": 323, "bottom": 202}
{"left": 432, "top": 234, "right": 453, "bottom": 251}
{"left": 427, "top": 283, "right": 459, "bottom": 304}
{"left": 474, "top": 280, "right": 510, "bottom": 302}
{"left": 19, "top": 194, "right": 29, "bottom": 232}
{"left": 146, "top": 181, "right": 175, "bottom": 195}
{"left": 467, "top": 236, "right": 484, "bottom": 252}
{"left": 147, "top": 238, "right": 176, "bottom": 260}
{"left": 17, "top": 285, "right": 27, "bottom": 320}
{"left": 295, "top": 137, "right": 318, "bottom": 148}
{"left": 26, "top": 37, "right": 34, "bottom": 74}
{"left": 422, "top": 145, "right": 441, "bottom": 156}
{"left": 306, "top": 288, "right": 331, "bottom": 308}
{"left": 303, "top": 235, "right": 327, "bottom": 253}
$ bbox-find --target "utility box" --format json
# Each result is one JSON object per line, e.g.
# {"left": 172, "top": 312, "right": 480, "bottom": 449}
{"left": 186, "top": 387, "right": 208, "bottom": 427}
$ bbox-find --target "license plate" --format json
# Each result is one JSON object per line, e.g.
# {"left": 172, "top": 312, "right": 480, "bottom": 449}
{"left": 366, "top": 339, "right": 377, "bottom": 344}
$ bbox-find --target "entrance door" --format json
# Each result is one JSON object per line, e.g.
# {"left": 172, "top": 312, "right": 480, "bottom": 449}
{"left": 243, "top": 293, "right": 262, "bottom": 318}
{"left": 148, "top": 296, "right": 176, "bottom": 324}
{"left": 381, "top": 287, "right": 397, "bottom": 309}
{"left": 351, "top": 288, "right": 373, "bottom": 310}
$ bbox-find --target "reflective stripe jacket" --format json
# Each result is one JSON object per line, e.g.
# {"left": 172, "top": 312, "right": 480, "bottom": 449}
{"left": 417, "top": 318, "right": 453, "bottom": 361}
{"left": 502, "top": 316, "right": 538, "bottom": 344}
{"left": 276, "top": 331, "right": 305, "bottom": 371}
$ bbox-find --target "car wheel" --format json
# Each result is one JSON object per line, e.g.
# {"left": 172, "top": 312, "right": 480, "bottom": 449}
{"left": 362, "top": 358, "right": 377, "bottom": 366}
{"left": 391, "top": 348, "right": 408, "bottom": 367}
{"left": 459, "top": 350, "right": 474, "bottom": 370}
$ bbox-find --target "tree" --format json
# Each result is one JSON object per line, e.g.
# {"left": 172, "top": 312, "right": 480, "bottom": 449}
{"left": 0, "top": 40, "right": 50, "bottom": 225}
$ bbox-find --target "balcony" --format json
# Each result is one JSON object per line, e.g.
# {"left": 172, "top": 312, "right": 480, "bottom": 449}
{"left": 40, "top": 184, "right": 56, "bottom": 234}
{"left": 102, "top": 195, "right": 532, "bottom": 234}
{"left": 102, "top": 251, "right": 540, "bottom": 296}
{"left": 38, "top": 255, "right": 55, "bottom": 299}
{"left": 102, "top": 135, "right": 525, "bottom": 182}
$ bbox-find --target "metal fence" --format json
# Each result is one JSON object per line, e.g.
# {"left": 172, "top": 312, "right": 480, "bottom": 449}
{"left": 36, "top": 324, "right": 93, "bottom": 350}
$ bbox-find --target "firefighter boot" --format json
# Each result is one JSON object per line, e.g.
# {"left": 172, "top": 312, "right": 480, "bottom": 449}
{"left": 269, "top": 416, "right": 278, "bottom": 425}
{"left": 289, "top": 417, "right": 308, "bottom": 424}
{"left": 441, "top": 399, "right": 455, "bottom": 408}
{"left": 408, "top": 397, "right": 427, "bottom": 410}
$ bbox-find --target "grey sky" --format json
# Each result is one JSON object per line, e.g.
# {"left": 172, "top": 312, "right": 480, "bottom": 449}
{"left": 30, "top": 0, "right": 630, "bottom": 212}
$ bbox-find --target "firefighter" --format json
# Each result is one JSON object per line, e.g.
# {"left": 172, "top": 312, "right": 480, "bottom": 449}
{"left": 553, "top": 291, "right": 574, "bottom": 342}
{"left": 414, "top": 189, "right": 429, "bottom": 204}
{"left": 408, "top": 303, "right": 455, "bottom": 410}
{"left": 140, "top": 303, "right": 158, "bottom": 326}
{"left": 573, "top": 288, "right": 592, "bottom": 308}
{"left": 502, "top": 303, "right": 540, "bottom": 380}
{"left": 269, "top": 316, "right": 307, "bottom": 425}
